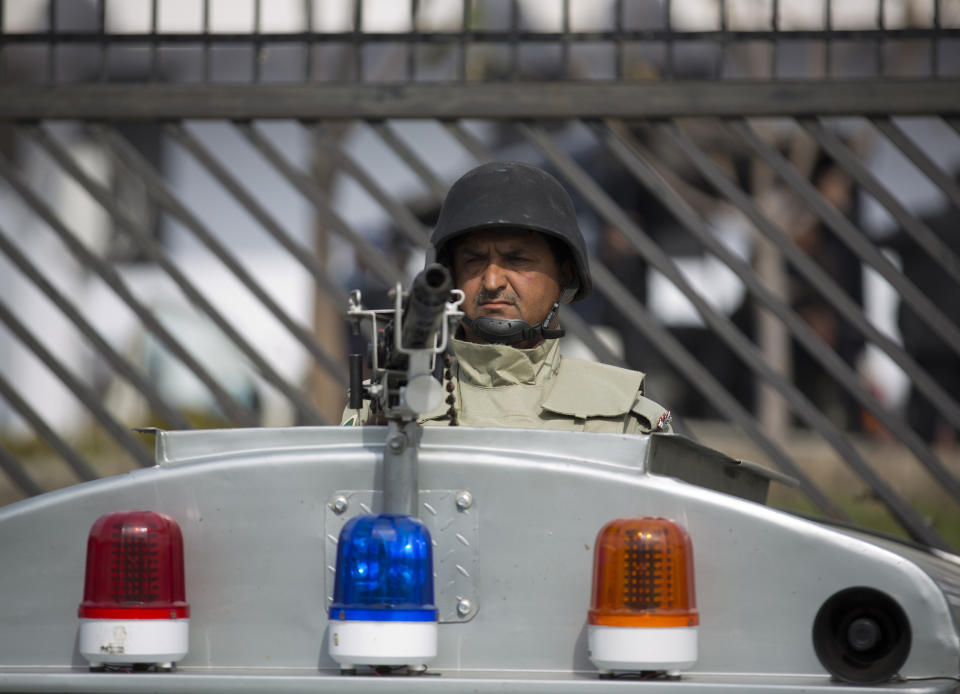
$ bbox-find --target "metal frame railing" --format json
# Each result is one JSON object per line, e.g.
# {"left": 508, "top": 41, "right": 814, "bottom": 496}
{"left": 1, "top": 0, "right": 958, "bottom": 85}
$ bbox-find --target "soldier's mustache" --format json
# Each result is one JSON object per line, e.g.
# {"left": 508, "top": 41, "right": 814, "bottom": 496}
{"left": 474, "top": 290, "right": 517, "bottom": 308}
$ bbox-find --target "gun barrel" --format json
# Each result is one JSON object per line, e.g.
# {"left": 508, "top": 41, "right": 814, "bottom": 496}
{"left": 402, "top": 263, "right": 453, "bottom": 350}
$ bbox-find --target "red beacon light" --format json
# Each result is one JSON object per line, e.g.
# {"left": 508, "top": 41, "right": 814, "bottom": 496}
{"left": 587, "top": 517, "right": 698, "bottom": 676}
{"left": 77, "top": 510, "right": 189, "bottom": 671}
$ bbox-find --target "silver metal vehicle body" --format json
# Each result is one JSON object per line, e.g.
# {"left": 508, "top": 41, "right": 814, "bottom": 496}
{"left": 0, "top": 425, "right": 958, "bottom": 693}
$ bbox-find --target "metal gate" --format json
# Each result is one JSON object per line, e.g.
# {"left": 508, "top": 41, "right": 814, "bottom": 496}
{"left": 1, "top": 0, "right": 959, "bottom": 550}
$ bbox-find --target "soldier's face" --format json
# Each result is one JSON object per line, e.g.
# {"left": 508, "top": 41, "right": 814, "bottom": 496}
{"left": 451, "top": 229, "right": 570, "bottom": 345}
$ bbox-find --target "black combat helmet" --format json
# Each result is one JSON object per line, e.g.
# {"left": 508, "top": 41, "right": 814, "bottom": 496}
{"left": 431, "top": 161, "right": 592, "bottom": 301}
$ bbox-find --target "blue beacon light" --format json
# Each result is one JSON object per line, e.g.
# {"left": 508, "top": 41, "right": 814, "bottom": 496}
{"left": 328, "top": 514, "right": 438, "bottom": 669}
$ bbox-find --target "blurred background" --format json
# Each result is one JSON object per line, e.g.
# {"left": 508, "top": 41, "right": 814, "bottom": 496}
{"left": 0, "top": 0, "right": 959, "bottom": 550}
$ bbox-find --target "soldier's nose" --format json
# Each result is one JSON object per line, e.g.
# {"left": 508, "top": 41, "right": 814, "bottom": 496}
{"left": 481, "top": 264, "right": 507, "bottom": 291}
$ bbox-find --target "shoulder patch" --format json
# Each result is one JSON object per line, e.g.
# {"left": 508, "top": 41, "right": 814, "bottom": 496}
{"left": 541, "top": 359, "right": 645, "bottom": 419}
{"left": 629, "top": 395, "right": 672, "bottom": 433}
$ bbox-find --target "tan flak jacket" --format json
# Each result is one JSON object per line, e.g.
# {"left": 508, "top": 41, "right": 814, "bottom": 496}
{"left": 342, "top": 338, "right": 671, "bottom": 435}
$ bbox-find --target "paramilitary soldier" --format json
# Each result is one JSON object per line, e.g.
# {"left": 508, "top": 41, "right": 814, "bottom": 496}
{"left": 342, "top": 161, "right": 672, "bottom": 434}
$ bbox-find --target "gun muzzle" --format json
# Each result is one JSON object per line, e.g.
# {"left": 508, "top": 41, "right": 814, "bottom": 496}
{"left": 402, "top": 263, "right": 453, "bottom": 350}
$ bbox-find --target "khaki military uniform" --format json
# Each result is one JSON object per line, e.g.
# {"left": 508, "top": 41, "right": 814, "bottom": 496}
{"left": 341, "top": 338, "right": 671, "bottom": 434}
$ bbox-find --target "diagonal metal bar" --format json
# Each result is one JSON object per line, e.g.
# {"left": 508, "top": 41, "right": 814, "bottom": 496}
{"left": 520, "top": 121, "right": 947, "bottom": 548}
{"left": 0, "top": 300, "right": 154, "bottom": 469}
{"left": 728, "top": 118, "right": 960, "bottom": 361}
{"left": 164, "top": 122, "right": 348, "bottom": 385}
{"left": 90, "top": 124, "right": 333, "bottom": 422}
{"left": 368, "top": 121, "right": 448, "bottom": 203}
{"left": 0, "top": 443, "right": 43, "bottom": 498}
{"left": 0, "top": 224, "right": 191, "bottom": 431}
{"left": 442, "top": 120, "right": 494, "bottom": 164}
{"left": 872, "top": 117, "right": 960, "bottom": 212}
{"left": 308, "top": 122, "right": 431, "bottom": 251}
{"left": 600, "top": 119, "right": 960, "bottom": 506}
{"left": 591, "top": 262, "right": 842, "bottom": 520}
{"left": 167, "top": 123, "right": 347, "bottom": 305}
{"left": 560, "top": 307, "right": 628, "bottom": 369}
{"left": 800, "top": 118, "right": 960, "bottom": 288}
{"left": 0, "top": 147, "right": 259, "bottom": 427}
{"left": 948, "top": 117, "right": 960, "bottom": 139}
{"left": 234, "top": 120, "right": 403, "bottom": 287}
{"left": 660, "top": 120, "right": 960, "bottom": 436}
{"left": 0, "top": 372, "right": 98, "bottom": 483}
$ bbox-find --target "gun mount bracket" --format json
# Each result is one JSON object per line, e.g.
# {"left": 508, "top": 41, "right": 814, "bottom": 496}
{"left": 325, "top": 489, "right": 480, "bottom": 624}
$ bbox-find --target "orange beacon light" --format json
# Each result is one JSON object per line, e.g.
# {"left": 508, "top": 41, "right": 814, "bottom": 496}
{"left": 587, "top": 517, "right": 698, "bottom": 675}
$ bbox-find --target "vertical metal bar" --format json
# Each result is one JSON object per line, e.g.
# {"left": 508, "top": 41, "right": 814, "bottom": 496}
{"left": 771, "top": 0, "right": 779, "bottom": 78}
{"left": 0, "top": 145, "right": 258, "bottom": 426}
{"left": 620, "top": 120, "right": 960, "bottom": 506}
{"left": 561, "top": 0, "right": 570, "bottom": 80}
{"left": 718, "top": 0, "right": 727, "bottom": 79}
{"left": 664, "top": 0, "right": 673, "bottom": 79}
{"left": 408, "top": 0, "right": 418, "bottom": 81}
{"left": 383, "top": 420, "right": 421, "bottom": 516}
{"left": 460, "top": 0, "right": 470, "bottom": 82}
{"left": 0, "top": 372, "right": 99, "bottom": 483}
{"left": 519, "top": 121, "right": 945, "bottom": 547}
{"left": 203, "top": 0, "right": 211, "bottom": 83}
{"left": 872, "top": 117, "right": 960, "bottom": 212}
{"left": 0, "top": 299, "right": 155, "bottom": 469}
{"left": 930, "top": 0, "right": 940, "bottom": 79}
{"left": 509, "top": 0, "right": 519, "bottom": 81}
{"left": 661, "top": 120, "right": 960, "bottom": 436}
{"left": 614, "top": 0, "right": 623, "bottom": 80}
{"left": 98, "top": 0, "right": 107, "bottom": 82}
{"left": 0, "top": 443, "right": 44, "bottom": 498}
{"left": 0, "top": 0, "right": 6, "bottom": 82}
{"left": 234, "top": 121, "right": 403, "bottom": 286}
{"left": 932, "top": 0, "right": 940, "bottom": 77}
{"left": 47, "top": 0, "right": 56, "bottom": 85}
{"left": 353, "top": 0, "right": 363, "bottom": 81}
{"left": 90, "top": 124, "right": 334, "bottom": 423}
{"left": 0, "top": 224, "right": 191, "bottom": 431}
{"left": 253, "top": 0, "right": 261, "bottom": 83}
{"left": 730, "top": 118, "right": 960, "bottom": 361}
{"left": 770, "top": 0, "right": 780, "bottom": 80}
{"left": 876, "top": 0, "right": 884, "bottom": 76}
{"left": 150, "top": 0, "right": 158, "bottom": 81}
{"left": 826, "top": 0, "right": 833, "bottom": 77}
{"left": 304, "top": 0, "right": 313, "bottom": 81}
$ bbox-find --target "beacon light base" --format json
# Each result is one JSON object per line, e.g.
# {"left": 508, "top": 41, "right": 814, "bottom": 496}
{"left": 78, "top": 618, "right": 189, "bottom": 669}
{"left": 587, "top": 624, "right": 698, "bottom": 674}
{"left": 328, "top": 619, "right": 437, "bottom": 668}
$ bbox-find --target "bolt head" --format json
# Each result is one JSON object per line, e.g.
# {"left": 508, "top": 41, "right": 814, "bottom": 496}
{"left": 330, "top": 495, "right": 349, "bottom": 514}
{"left": 455, "top": 490, "right": 473, "bottom": 510}
{"left": 456, "top": 598, "right": 473, "bottom": 617}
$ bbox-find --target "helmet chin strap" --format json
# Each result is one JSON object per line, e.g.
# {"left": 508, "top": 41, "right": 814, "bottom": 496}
{"left": 462, "top": 286, "right": 577, "bottom": 346}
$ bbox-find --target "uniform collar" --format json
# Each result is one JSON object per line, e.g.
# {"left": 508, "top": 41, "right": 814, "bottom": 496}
{"left": 452, "top": 337, "right": 560, "bottom": 387}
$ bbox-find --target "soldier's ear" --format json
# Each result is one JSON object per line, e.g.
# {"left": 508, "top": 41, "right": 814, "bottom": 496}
{"left": 560, "top": 260, "right": 576, "bottom": 303}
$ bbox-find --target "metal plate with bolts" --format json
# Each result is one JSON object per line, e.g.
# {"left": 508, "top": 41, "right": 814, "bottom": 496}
{"left": 325, "top": 490, "right": 479, "bottom": 623}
